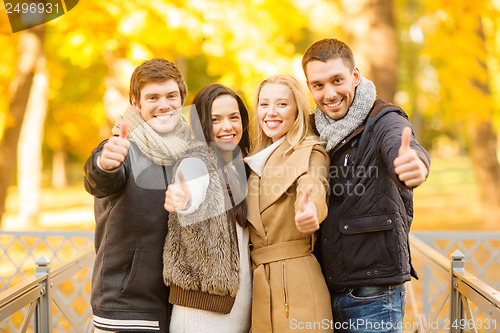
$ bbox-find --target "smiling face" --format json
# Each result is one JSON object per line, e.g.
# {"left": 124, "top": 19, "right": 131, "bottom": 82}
{"left": 257, "top": 83, "right": 297, "bottom": 142}
{"left": 132, "top": 79, "right": 182, "bottom": 133}
{"left": 306, "top": 58, "right": 360, "bottom": 120}
{"left": 211, "top": 94, "right": 243, "bottom": 152}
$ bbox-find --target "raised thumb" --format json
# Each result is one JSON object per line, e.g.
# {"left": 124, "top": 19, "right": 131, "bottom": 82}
{"left": 301, "top": 185, "right": 313, "bottom": 212}
{"left": 399, "top": 126, "right": 412, "bottom": 156}
{"left": 119, "top": 123, "right": 128, "bottom": 139}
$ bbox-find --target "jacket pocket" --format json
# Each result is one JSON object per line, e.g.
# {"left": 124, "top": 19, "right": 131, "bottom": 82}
{"left": 121, "top": 248, "right": 142, "bottom": 295}
{"left": 339, "top": 213, "right": 400, "bottom": 279}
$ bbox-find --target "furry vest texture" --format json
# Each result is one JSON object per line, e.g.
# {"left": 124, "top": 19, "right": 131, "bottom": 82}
{"left": 162, "top": 141, "right": 240, "bottom": 314}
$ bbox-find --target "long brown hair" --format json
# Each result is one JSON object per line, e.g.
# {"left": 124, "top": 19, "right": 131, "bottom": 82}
{"left": 191, "top": 84, "right": 250, "bottom": 227}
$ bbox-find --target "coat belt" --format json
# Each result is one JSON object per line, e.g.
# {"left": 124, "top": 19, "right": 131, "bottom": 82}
{"left": 250, "top": 238, "right": 312, "bottom": 332}
{"left": 250, "top": 238, "right": 312, "bottom": 266}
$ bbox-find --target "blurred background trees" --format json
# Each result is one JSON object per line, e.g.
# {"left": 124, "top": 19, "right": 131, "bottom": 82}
{"left": 0, "top": 0, "right": 499, "bottom": 228}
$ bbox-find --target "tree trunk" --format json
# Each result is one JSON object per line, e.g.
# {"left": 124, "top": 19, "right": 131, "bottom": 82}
{"left": 405, "top": 0, "right": 423, "bottom": 141}
{"left": 341, "top": 0, "right": 398, "bottom": 102}
{"left": 468, "top": 122, "right": 500, "bottom": 206}
{"left": 467, "top": 17, "right": 500, "bottom": 224}
{"left": 52, "top": 148, "right": 68, "bottom": 189}
{"left": 0, "top": 26, "right": 44, "bottom": 227}
{"left": 17, "top": 59, "right": 49, "bottom": 227}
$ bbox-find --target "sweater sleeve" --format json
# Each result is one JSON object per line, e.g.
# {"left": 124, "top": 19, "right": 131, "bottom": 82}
{"left": 175, "top": 157, "right": 210, "bottom": 214}
{"left": 373, "top": 112, "right": 431, "bottom": 189}
{"left": 83, "top": 140, "right": 129, "bottom": 198}
{"left": 295, "top": 144, "right": 330, "bottom": 224}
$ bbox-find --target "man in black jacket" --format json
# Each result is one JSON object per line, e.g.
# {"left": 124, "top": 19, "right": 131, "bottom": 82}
{"left": 302, "top": 39, "right": 430, "bottom": 332}
{"left": 84, "top": 58, "right": 191, "bottom": 332}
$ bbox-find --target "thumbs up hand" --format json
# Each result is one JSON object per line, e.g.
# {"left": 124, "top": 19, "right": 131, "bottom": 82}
{"left": 100, "top": 123, "right": 130, "bottom": 170}
{"left": 394, "top": 126, "right": 428, "bottom": 187}
{"left": 294, "top": 185, "right": 319, "bottom": 233}
{"left": 164, "top": 172, "right": 191, "bottom": 212}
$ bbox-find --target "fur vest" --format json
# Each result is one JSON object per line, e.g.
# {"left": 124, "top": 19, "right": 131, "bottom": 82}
{"left": 162, "top": 142, "right": 240, "bottom": 314}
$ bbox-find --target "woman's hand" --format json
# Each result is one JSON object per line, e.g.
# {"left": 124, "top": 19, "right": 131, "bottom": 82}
{"left": 295, "top": 185, "right": 319, "bottom": 233}
{"left": 164, "top": 172, "right": 191, "bottom": 212}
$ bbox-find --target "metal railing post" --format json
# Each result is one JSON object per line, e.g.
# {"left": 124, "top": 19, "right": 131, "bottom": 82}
{"left": 450, "top": 250, "right": 465, "bottom": 333}
{"left": 35, "top": 256, "right": 53, "bottom": 333}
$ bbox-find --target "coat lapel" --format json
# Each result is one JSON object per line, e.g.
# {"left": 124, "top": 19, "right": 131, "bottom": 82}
{"left": 259, "top": 141, "right": 312, "bottom": 213}
{"left": 246, "top": 171, "right": 267, "bottom": 238}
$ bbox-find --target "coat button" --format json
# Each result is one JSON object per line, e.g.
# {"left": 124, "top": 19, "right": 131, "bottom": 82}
{"left": 323, "top": 238, "right": 328, "bottom": 243}
{"left": 386, "top": 219, "right": 392, "bottom": 224}
{"left": 328, "top": 276, "right": 333, "bottom": 280}
{"left": 367, "top": 271, "right": 371, "bottom": 275}
{"left": 344, "top": 225, "right": 349, "bottom": 230}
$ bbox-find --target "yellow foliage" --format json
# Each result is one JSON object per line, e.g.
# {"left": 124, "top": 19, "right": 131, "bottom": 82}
{"left": 420, "top": 0, "right": 498, "bottom": 124}
{"left": 0, "top": 0, "right": 343, "bottom": 157}
{"left": 0, "top": 11, "right": 19, "bottom": 141}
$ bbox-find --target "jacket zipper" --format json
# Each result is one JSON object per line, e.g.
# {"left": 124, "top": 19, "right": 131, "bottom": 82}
{"left": 344, "top": 153, "right": 350, "bottom": 167}
{"left": 161, "top": 165, "right": 169, "bottom": 188}
{"left": 282, "top": 262, "right": 289, "bottom": 318}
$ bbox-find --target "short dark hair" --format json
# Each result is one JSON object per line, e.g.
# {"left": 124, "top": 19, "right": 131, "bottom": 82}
{"left": 302, "top": 38, "right": 355, "bottom": 77}
{"left": 129, "top": 58, "right": 187, "bottom": 105}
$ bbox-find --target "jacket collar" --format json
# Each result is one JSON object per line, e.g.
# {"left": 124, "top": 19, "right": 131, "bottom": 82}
{"left": 244, "top": 137, "right": 285, "bottom": 177}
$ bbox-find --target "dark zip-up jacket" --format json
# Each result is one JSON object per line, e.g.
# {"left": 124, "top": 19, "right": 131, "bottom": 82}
{"left": 313, "top": 100, "right": 430, "bottom": 291}
{"left": 84, "top": 141, "right": 173, "bottom": 332}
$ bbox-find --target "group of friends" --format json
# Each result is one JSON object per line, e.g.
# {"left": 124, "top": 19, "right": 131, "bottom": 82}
{"left": 84, "top": 38, "right": 430, "bottom": 333}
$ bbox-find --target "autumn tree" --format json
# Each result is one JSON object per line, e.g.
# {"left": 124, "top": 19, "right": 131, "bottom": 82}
{"left": 17, "top": 52, "right": 48, "bottom": 226}
{"left": 420, "top": 0, "right": 500, "bottom": 220}
{"left": 0, "top": 26, "right": 45, "bottom": 226}
{"left": 340, "top": 0, "right": 398, "bottom": 102}
{"left": 0, "top": 0, "right": 342, "bottom": 226}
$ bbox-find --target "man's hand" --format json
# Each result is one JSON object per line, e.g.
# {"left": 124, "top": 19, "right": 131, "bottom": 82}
{"left": 394, "top": 127, "right": 428, "bottom": 187}
{"left": 100, "top": 123, "right": 130, "bottom": 170}
{"left": 164, "top": 172, "right": 191, "bottom": 212}
{"left": 295, "top": 185, "right": 319, "bottom": 233}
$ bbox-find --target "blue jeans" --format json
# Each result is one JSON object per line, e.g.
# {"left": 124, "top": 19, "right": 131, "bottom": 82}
{"left": 331, "top": 284, "right": 407, "bottom": 333}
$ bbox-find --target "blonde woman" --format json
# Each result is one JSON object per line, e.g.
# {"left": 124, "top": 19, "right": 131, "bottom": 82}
{"left": 244, "top": 74, "right": 333, "bottom": 332}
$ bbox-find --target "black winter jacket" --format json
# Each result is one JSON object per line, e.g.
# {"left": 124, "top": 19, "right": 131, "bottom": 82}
{"left": 314, "top": 100, "right": 430, "bottom": 291}
{"left": 84, "top": 141, "right": 173, "bottom": 332}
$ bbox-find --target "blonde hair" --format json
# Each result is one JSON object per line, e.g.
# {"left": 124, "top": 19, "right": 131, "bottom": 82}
{"left": 250, "top": 74, "right": 319, "bottom": 156}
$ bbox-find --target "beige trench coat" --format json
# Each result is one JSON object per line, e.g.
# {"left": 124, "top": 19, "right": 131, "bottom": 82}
{"left": 247, "top": 141, "right": 333, "bottom": 333}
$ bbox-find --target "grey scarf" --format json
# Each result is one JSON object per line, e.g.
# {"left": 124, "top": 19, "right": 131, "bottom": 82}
{"left": 112, "top": 106, "right": 191, "bottom": 166}
{"left": 315, "top": 76, "right": 376, "bottom": 152}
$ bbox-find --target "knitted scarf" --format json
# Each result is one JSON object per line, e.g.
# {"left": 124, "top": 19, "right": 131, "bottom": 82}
{"left": 112, "top": 106, "right": 191, "bottom": 166}
{"left": 315, "top": 76, "right": 376, "bottom": 152}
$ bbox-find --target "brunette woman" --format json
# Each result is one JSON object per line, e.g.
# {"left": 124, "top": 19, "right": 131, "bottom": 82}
{"left": 163, "top": 84, "right": 251, "bottom": 333}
